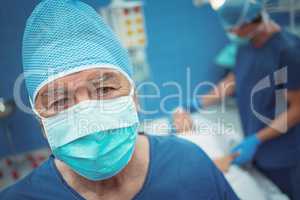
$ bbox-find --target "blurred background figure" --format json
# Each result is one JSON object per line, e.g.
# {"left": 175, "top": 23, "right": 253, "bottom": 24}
{"left": 185, "top": 0, "right": 300, "bottom": 199}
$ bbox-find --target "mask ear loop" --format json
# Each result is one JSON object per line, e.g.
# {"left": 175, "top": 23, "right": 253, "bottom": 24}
{"left": 128, "top": 78, "right": 135, "bottom": 97}
{"left": 28, "top": 95, "right": 52, "bottom": 148}
{"left": 125, "top": 77, "right": 139, "bottom": 125}
{"left": 31, "top": 98, "right": 54, "bottom": 149}
{"left": 29, "top": 96, "right": 47, "bottom": 121}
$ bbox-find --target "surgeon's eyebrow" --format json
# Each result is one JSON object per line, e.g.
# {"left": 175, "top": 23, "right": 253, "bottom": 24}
{"left": 42, "top": 87, "right": 67, "bottom": 98}
{"left": 89, "top": 72, "right": 120, "bottom": 85}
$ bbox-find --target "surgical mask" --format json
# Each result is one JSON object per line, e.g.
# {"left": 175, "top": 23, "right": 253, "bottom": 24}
{"left": 41, "top": 94, "right": 139, "bottom": 181}
{"left": 215, "top": 43, "right": 238, "bottom": 69}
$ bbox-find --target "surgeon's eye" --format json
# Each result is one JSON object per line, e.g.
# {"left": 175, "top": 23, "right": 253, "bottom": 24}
{"left": 95, "top": 87, "right": 115, "bottom": 98}
{"left": 50, "top": 98, "right": 72, "bottom": 111}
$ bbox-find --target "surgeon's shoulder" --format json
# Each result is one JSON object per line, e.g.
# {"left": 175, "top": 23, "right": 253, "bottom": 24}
{"left": 149, "top": 135, "right": 238, "bottom": 199}
{"left": 0, "top": 157, "right": 58, "bottom": 199}
{"left": 150, "top": 134, "right": 211, "bottom": 160}
{"left": 149, "top": 134, "right": 217, "bottom": 176}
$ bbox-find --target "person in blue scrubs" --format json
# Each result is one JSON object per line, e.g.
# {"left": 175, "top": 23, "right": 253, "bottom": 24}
{"left": 191, "top": 0, "right": 300, "bottom": 199}
{"left": 0, "top": 0, "right": 238, "bottom": 199}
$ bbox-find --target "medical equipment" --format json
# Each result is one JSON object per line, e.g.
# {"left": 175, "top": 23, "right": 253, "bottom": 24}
{"left": 0, "top": 99, "right": 18, "bottom": 188}
{"left": 0, "top": 149, "right": 49, "bottom": 191}
{"left": 100, "top": 1, "right": 147, "bottom": 49}
{"left": 100, "top": 0, "right": 150, "bottom": 82}
{"left": 265, "top": 0, "right": 300, "bottom": 36}
{"left": 0, "top": 100, "right": 16, "bottom": 157}
{"left": 192, "top": 0, "right": 209, "bottom": 7}
{"left": 194, "top": 0, "right": 300, "bottom": 36}
{"left": 0, "top": 100, "right": 15, "bottom": 119}
{"left": 193, "top": 0, "right": 227, "bottom": 10}
{"left": 193, "top": 0, "right": 263, "bottom": 29}
{"left": 0, "top": 99, "right": 4, "bottom": 113}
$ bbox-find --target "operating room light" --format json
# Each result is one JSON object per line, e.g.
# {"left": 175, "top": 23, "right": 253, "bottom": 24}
{"left": 210, "top": 0, "right": 226, "bottom": 10}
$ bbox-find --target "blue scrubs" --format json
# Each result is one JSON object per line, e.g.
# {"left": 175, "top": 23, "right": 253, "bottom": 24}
{"left": 234, "top": 30, "right": 300, "bottom": 198}
{"left": 0, "top": 135, "right": 238, "bottom": 200}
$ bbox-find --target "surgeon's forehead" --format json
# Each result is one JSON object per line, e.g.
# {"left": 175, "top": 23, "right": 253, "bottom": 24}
{"left": 37, "top": 68, "right": 128, "bottom": 96}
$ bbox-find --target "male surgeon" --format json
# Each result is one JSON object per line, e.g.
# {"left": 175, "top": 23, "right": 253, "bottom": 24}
{"left": 0, "top": 0, "right": 238, "bottom": 199}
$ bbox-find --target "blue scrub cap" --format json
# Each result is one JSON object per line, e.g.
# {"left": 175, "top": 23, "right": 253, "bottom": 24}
{"left": 22, "top": 0, "right": 133, "bottom": 105}
{"left": 213, "top": 0, "right": 263, "bottom": 30}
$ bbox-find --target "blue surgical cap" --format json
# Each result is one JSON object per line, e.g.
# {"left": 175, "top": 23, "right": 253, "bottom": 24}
{"left": 214, "top": 0, "right": 263, "bottom": 30}
{"left": 23, "top": 0, "right": 133, "bottom": 105}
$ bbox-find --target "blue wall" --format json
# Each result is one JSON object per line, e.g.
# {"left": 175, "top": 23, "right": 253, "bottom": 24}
{"left": 0, "top": 0, "right": 46, "bottom": 158}
{"left": 0, "top": 0, "right": 228, "bottom": 157}
{"left": 141, "top": 1, "right": 227, "bottom": 118}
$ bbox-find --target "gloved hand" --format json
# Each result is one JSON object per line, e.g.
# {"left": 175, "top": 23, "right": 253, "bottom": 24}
{"left": 231, "top": 134, "right": 261, "bottom": 166}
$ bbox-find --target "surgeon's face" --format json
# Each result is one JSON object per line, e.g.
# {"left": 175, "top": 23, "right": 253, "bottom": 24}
{"left": 230, "top": 21, "right": 260, "bottom": 38}
{"left": 35, "top": 68, "right": 132, "bottom": 118}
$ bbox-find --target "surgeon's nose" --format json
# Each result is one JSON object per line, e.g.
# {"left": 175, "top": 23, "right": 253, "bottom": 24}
{"left": 75, "top": 87, "right": 90, "bottom": 104}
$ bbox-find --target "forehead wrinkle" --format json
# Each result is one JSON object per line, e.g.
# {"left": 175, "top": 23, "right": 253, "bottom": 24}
{"left": 39, "top": 70, "right": 125, "bottom": 99}
{"left": 90, "top": 72, "right": 121, "bottom": 84}
{"left": 43, "top": 71, "right": 91, "bottom": 96}
{"left": 42, "top": 87, "right": 66, "bottom": 97}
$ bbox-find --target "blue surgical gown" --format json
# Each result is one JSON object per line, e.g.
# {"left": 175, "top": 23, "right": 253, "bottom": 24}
{"left": 234, "top": 30, "right": 300, "bottom": 168}
{"left": 0, "top": 135, "right": 238, "bottom": 200}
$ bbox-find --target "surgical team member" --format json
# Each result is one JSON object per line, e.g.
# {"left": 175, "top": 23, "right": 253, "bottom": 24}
{"left": 193, "top": 0, "right": 300, "bottom": 199}
{"left": 0, "top": 0, "right": 239, "bottom": 199}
